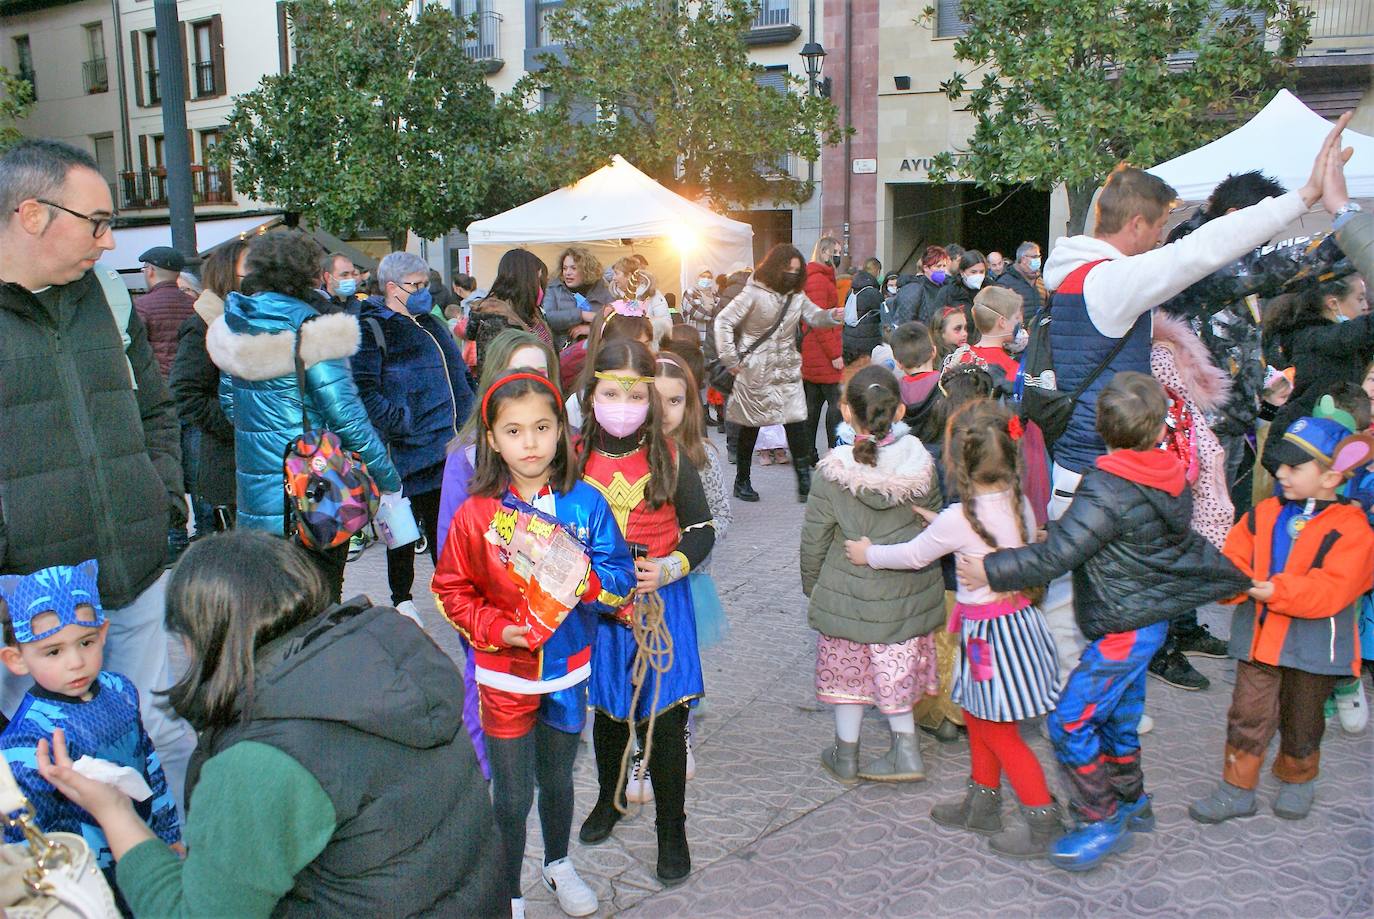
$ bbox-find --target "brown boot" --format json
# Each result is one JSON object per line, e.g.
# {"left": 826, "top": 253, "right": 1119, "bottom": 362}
{"left": 930, "top": 779, "right": 1002, "bottom": 835}
{"left": 989, "top": 801, "right": 1066, "bottom": 859}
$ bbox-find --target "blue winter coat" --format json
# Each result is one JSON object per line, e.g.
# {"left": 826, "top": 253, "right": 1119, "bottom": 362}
{"left": 353, "top": 296, "right": 474, "bottom": 496}
{"left": 206, "top": 290, "right": 401, "bottom": 535}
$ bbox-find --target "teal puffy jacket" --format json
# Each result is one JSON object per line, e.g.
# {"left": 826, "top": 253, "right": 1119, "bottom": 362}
{"left": 206, "top": 291, "right": 401, "bottom": 535}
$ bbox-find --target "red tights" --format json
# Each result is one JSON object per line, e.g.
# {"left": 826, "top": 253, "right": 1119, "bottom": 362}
{"left": 965, "top": 712, "right": 1052, "bottom": 806}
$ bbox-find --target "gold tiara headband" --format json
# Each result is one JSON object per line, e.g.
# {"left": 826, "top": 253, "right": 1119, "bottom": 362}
{"left": 594, "top": 370, "right": 654, "bottom": 392}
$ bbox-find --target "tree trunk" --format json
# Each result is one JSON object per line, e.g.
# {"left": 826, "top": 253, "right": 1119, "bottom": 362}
{"left": 389, "top": 230, "right": 409, "bottom": 252}
{"left": 1065, "top": 182, "right": 1097, "bottom": 237}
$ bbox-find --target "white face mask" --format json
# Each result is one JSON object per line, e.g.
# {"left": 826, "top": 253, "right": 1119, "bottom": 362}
{"left": 963, "top": 273, "right": 985, "bottom": 291}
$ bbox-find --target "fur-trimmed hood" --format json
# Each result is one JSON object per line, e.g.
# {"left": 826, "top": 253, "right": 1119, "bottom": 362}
{"left": 817, "top": 433, "right": 935, "bottom": 509}
{"left": 207, "top": 294, "right": 360, "bottom": 381}
{"left": 1150, "top": 310, "right": 1231, "bottom": 413}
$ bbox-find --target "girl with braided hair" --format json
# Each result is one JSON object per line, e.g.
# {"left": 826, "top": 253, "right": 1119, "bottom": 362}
{"left": 845, "top": 399, "right": 1063, "bottom": 859}
{"left": 801, "top": 365, "right": 944, "bottom": 785}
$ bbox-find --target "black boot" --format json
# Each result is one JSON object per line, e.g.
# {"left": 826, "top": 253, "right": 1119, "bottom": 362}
{"left": 579, "top": 714, "right": 629, "bottom": 844}
{"left": 656, "top": 817, "right": 691, "bottom": 884}
{"left": 793, "top": 458, "right": 812, "bottom": 503}
{"left": 734, "top": 472, "right": 759, "bottom": 502}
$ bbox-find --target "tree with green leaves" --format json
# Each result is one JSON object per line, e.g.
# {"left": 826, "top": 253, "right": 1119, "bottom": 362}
{"left": 512, "top": 0, "right": 847, "bottom": 208}
{"left": 214, "top": 0, "right": 517, "bottom": 249}
{"left": 0, "top": 66, "right": 35, "bottom": 154}
{"left": 925, "top": 0, "right": 1312, "bottom": 234}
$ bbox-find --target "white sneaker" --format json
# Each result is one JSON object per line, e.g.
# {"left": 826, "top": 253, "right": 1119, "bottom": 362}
{"left": 1137, "top": 713, "right": 1154, "bottom": 735}
{"left": 510, "top": 898, "right": 526, "bottom": 919}
{"left": 625, "top": 750, "right": 654, "bottom": 803}
{"left": 541, "top": 857, "right": 598, "bottom": 917}
{"left": 394, "top": 600, "right": 424, "bottom": 628}
{"left": 685, "top": 723, "right": 696, "bottom": 781}
{"left": 1336, "top": 679, "right": 1369, "bottom": 734}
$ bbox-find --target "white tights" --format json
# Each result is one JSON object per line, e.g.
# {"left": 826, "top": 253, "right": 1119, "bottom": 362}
{"left": 833, "top": 704, "right": 915, "bottom": 742}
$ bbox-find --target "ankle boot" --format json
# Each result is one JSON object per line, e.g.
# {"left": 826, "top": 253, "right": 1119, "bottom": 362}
{"left": 655, "top": 817, "right": 691, "bottom": 885}
{"left": 820, "top": 738, "right": 859, "bottom": 783}
{"left": 733, "top": 474, "right": 759, "bottom": 502}
{"left": 989, "top": 801, "right": 1066, "bottom": 859}
{"left": 579, "top": 716, "right": 629, "bottom": 844}
{"left": 930, "top": 779, "right": 1003, "bottom": 834}
{"left": 793, "top": 458, "right": 812, "bottom": 503}
{"left": 857, "top": 731, "right": 925, "bottom": 782}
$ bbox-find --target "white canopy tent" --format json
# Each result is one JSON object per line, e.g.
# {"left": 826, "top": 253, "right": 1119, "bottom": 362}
{"left": 465, "top": 156, "right": 754, "bottom": 299}
{"left": 1148, "top": 89, "right": 1374, "bottom": 236}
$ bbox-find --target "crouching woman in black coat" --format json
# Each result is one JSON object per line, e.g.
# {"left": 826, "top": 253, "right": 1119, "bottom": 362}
{"left": 958, "top": 372, "right": 1250, "bottom": 872}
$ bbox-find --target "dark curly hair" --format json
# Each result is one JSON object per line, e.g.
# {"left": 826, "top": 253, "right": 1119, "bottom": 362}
{"left": 753, "top": 243, "right": 806, "bottom": 294}
{"left": 241, "top": 230, "right": 326, "bottom": 303}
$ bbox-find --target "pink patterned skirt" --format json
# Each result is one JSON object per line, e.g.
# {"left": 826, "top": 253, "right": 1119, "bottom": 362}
{"left": 815, "top": 633, "right": 939, "bottom": 714}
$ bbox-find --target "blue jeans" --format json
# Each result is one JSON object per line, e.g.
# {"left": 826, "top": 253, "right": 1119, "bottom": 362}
{"left": 179, "top": 424, "right": 213, "bottom": 540}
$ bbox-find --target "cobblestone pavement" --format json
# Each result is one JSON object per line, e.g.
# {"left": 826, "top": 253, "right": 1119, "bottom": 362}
{"left": 343, "top": 437, "right": 1374, "bottom": 919}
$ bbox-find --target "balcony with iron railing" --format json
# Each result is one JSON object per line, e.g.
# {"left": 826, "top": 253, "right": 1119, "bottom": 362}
{"left": 462, "top": 9, "right": 503, "bottom": 73}
{"left": 193, "top": 60, "right": 216, "bottom": 97}
{"left": 82, "top": 58, "right": 107, "bottom": 94}
{"left": 745, "top": 0, "right": 800, "bottom": 45}
{"left": 1303, "top": 0, "right": 1374, "bottom": 53}
{"left": 120, "top": 165, "right": 234, "bottom": 210}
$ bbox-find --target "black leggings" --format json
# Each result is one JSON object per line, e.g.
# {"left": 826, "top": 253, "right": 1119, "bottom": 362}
{"left": 486, "top": 721, "right": 581, "bottom": 899}
{"left": 591, "top": 704, "right": 690, "bottom": 823}
{"left": 735, "top": 422, "right": 810, "bottom": 478}
{"left": 386, "top": 487, "right": 442, "bottom": 605}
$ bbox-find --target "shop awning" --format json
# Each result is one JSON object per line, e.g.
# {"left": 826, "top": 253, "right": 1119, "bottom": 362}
{"left": 99, "top": 214, "right": 284, "bottom": 273}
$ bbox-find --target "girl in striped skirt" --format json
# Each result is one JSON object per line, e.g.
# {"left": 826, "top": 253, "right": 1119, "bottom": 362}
{"left": 845, "top": 400, "right": 1063, "bottom": 858}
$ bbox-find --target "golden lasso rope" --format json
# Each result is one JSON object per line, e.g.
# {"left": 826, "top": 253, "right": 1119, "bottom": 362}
{"left": 613, "top": 588, "right": 674, "bottom": 817}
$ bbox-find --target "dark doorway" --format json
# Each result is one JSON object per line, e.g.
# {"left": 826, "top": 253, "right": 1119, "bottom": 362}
{"left": 888, "top": 183, "right": 1050, "bottom": 275}
{"left": 732, "top": 209, "right": 794, "bottom": 265}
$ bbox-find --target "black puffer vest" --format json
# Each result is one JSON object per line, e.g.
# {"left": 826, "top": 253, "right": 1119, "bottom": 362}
{"left": 186, "top": 600, "right": 503, "bottom": 918}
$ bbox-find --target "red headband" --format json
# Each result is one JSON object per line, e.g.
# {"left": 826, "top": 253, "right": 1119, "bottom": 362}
{"left": 481, "top": 371, "right": 561, "bottom": 424}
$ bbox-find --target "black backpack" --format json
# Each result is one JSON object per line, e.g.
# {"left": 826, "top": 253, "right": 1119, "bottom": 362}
{"left": 1018, "top": 304, "right": 1129, "bottom": 450}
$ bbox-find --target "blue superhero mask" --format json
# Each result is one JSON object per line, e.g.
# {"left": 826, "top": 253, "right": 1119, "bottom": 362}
{"left": 0, "top": 560, "right": 105, "bottom": 643}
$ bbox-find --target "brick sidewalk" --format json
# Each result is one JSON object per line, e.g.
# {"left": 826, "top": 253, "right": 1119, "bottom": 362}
{"left": 343, "top": 442, "right": 1374, "bottom": 919}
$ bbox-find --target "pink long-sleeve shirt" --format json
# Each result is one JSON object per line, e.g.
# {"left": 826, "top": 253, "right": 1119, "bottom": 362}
{"left": 865, "top": 490, "right": 1037, "bottom": 604}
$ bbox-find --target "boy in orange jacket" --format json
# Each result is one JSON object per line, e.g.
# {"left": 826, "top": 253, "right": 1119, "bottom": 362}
{"left": 1191, "top": 416, "right": 1374, "bottom": 824}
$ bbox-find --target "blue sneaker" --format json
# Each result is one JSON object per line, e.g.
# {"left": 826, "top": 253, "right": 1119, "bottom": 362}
{"left": 1118, "top": 794, "right": 1155, "bottom": 832}
{"left": 1048, "top": 811, "right": 1134, "bottom": 872}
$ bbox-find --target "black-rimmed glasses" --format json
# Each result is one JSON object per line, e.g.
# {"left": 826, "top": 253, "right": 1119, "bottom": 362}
{"left": 22, "top": 198, "right": 115, "bottom": 237}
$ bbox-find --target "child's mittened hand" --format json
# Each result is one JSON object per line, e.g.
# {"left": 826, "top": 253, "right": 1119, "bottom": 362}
{"left": 957, "top": 554, "right": 990, "bottom": 591}
{"left": 501, "top": 624, "right": 532, "bottom": 649}
{"left": 1247, "top": 580, "right": 1276, "bottom": 602}
{"left": 844, "top": 537, "right": 873, "bottom": 566}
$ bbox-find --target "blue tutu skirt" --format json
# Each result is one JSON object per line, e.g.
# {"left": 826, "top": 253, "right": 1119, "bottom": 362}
{"left": 590, "top": 576, "right": 703, "bottom": 722}
{"left": 1360, "top": 593, "right": 1373, "bottom": 663}
{"left": 690, "top": 571, "right": 728, "bottom": 650}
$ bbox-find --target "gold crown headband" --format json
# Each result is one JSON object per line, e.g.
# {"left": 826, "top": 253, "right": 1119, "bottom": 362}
{"left": 594, "top": 370, "right": 654, "bottom": 393}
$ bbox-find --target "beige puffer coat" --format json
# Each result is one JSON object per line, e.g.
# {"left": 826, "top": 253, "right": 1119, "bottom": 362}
{"left": 715, "top": 278, "right": 840, "bottom": 427}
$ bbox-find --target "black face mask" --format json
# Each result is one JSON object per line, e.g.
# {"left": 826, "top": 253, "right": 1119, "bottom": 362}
{"left": 829, "top": 255, "right": 842, "bottom": 268}
{"left": 781, "top": 270, "right": 803, "bottom": 289}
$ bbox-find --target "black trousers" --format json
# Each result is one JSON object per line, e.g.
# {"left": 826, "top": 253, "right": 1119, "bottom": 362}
{"left": 309, "top": 541, "right": 349, "bottom": 604}
{"left": 591, "top": 705, "right": 689, "bottom": 823}
{"left": 735, "top": 422, "right": 809, "bottom": 481}
{"left": 802, "top": 380, "right": 842, "bottom": 462}
{"left": 487, "top": 722, "right": 581, "bottom": 899}
{"left": 385, "top": 487, "right": 442, "bottom": 605}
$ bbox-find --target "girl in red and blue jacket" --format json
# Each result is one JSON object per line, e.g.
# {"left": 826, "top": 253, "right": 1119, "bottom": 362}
{"left": 433, "top": 370, "right": 635, "bottom": 919}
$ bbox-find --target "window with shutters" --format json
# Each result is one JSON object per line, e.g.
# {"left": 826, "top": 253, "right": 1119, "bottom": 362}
{"left": 144, "top": 31, "right": 160, "bottom": 104}
{"left": 753, "top": 66, "right": 791, "bottom": 176}
{"left": 14, "top": 36, "right": 34, "bottom": 100}
{"left": 83, "top": 24, "right": 107, "bottom": 94}
{"left": 934, "top": 0, "right": 970, "bottom": 38}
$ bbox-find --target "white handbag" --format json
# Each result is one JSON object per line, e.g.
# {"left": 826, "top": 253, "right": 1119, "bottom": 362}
{"left": 0, "top": 754, "right": 120, "bottom": 919}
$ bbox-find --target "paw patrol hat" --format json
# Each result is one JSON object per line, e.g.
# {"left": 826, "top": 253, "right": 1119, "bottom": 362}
{"left": 0, "top": 560, "right": 105, "bottom": 643}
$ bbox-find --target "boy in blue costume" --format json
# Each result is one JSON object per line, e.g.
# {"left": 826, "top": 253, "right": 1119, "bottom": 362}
{"left": 0, "top": 560, "right": 181, "bottom": 899}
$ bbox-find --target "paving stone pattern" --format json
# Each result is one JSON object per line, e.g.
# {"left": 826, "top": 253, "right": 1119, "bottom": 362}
{"left": 344, "top": 437, "right": 1374, "bottom": 919}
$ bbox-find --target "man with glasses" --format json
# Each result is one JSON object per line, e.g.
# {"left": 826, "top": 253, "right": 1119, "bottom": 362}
{"left": 0, "top": 139, "right": 196, "bottom": 816}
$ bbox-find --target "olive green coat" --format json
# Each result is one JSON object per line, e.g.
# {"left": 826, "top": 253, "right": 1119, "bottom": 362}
{"left": 800, "top": 431, "right": 946, "bottom": 644}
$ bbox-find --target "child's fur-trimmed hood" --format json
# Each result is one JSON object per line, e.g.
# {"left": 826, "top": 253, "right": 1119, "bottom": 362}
{"left": 206, "top": 311, "right": 361, "bottom": 381}
{"left": 817, "top": 433, "right": 935, "bottom": 509}
{"left": 1151, "top": 310, "right": 1231, "bottom": 414}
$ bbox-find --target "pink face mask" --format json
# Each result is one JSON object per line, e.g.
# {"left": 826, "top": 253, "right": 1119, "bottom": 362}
{"left": 594, "top": 400, "right": 648, "bottom": 438}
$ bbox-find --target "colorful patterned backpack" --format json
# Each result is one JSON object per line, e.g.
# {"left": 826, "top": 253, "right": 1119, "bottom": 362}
{"left": 282, "top": 317, "right": 381, "bottom": 550}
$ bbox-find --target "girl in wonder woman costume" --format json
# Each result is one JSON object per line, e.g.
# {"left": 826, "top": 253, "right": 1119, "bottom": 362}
{"left": 575, "top": 340, "right": 717, "bottom": 885}
{"left": 433, "top": 370, "right": 636, "bottom": 919}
